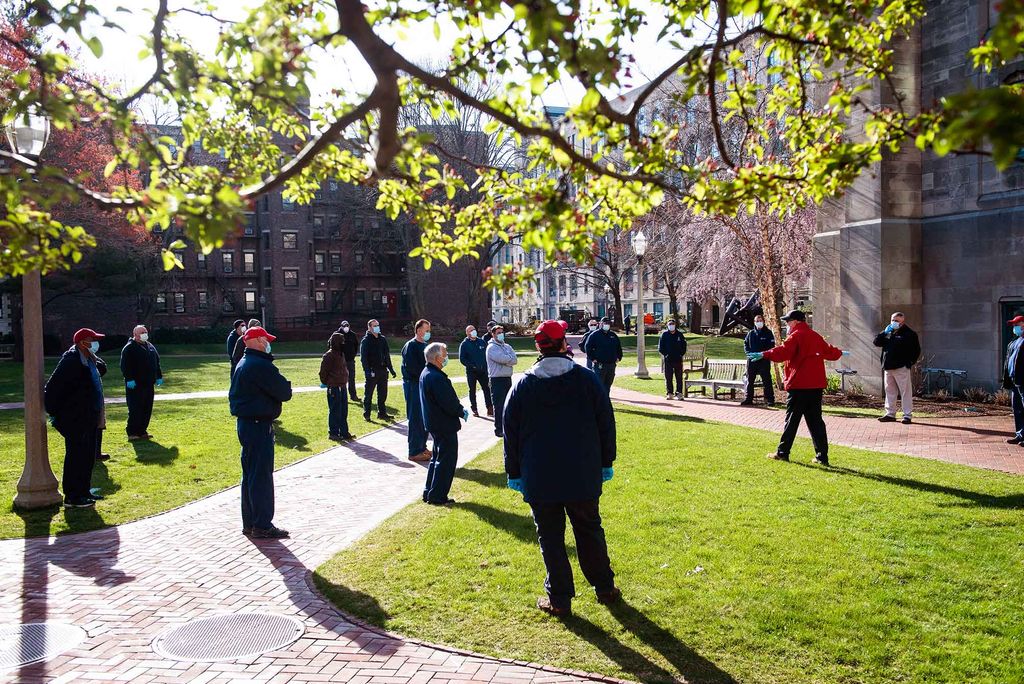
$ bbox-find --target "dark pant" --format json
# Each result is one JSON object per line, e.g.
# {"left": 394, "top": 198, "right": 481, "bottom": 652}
{"left": 59, "top": 425, "right": 97, "bottom": 500}
{"left": 466, "top": 368, "right": 492, "bottom": 413}
{"left": 424, "top": 431, "right": 459, "bottom": 503}
{"left": 237, "top": 418, "right": 276, "bottom": 530}
{"left": 95, "top": 428, "right": 105, "bottom": 460}
{"left": 1012, "top": 385, "right": 1024, "bottom": 438}
{"left": 404, "top": 380, "right": 428, "bottom": 456}
{"left": 346, "top": 358, "right": 358, "bottom": 399}
{"left": 529, "top": 499, "right": 615, "bottom": 610}
{"left": 593, "top": 362, "right": 616, "bottom": 394}
{"left": 326, "top": 386, "right": 349, "bottom": 436}
{"left": 363, "top": 368, "right": 389, "bottom": 416}
{"left": 490, "top": 376, "right": 512, "bottom": 435}
{"left": 777, "top": 388, "right": 828, "bottom": 458}
{"left": 125, "top": 383, "right": 155, "bottom": 436}
{"left": 745, "top": 359, "right": 775, "bottom": 403}
{"left": 664, "top": 359, "right": 683, "bottom": 394}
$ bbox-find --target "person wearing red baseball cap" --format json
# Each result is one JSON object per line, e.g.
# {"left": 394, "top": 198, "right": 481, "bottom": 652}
{"left": 1003, "top": 315, "right": 1024, "bottom": 445}
{"left": 502, "top": 320, "right": 620, "bottom": 617}
{"left": 229, "top": 326, "right": 293, "bottom": 538}
{"left": 873, "top": 312, "right": 921, "bottom": 425}
{"left": 43, "top": 328, "right": 108, "bottom": 507}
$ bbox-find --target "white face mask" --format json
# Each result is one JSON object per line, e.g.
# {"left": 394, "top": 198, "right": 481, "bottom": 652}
{"left": 470, "top": 330, "right": 478, "bottom": 338}
{"left": 139, "top": 333, "right": 149, "bottom": 342}
{"left": 342, "top": 326, "right": 349, "bottom": 333}
{"left": 588, "top": 324, "right": 597, "bottom": 331}
{"left": 891, "top": 321, "right": 901, "bottom": 329}
{"left": 602, "top": 323, "right": 610, "bottom": 331}
{"left": 754, "top": 321, "right": 764, "bottom": 329}
{"left": 667, "top": 324, "right": 676, "bottom": 331}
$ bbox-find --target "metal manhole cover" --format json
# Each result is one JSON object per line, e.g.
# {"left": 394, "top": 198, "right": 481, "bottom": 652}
{"left": 152, "top": 612, "right": 304, "bottom": 662}
{"left": 0, "top": 622, "right": 87, "bottom": 671}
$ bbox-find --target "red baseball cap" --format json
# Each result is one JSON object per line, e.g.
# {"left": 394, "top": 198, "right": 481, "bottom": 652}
{"left": 534, "top": 319, "right": 566, "bottom": 348}
{"left": 243, "top": 326, "right": 277, "bottom": 342}
{"left": 1009, "top": 316, "right": 1024, "bottom": 325}
{"left": 73, "top": 328, "right": 105, "bottom": 344}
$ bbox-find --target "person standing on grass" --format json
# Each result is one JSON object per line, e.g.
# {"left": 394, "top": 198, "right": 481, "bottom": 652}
{"left": 747, "top": 310, "right": 846, "bottom": 466}
{"left": 231, "top": 318, "right": 261, "bottom": 373}
{"left": 482, "top": 320, "right": 498, "bottom": 344}
{"left": 402, "top": 319, "right": 433, "bottom": 463}
{"left": 335, "top": 320, "right": 361, "bottom": 401}
{"left": 658, "top": 318, "right": 687, "bottom": 400}
{"left": 742, "top": 314, "right": 776, "bottom": 407}
{"left": 581, "top": 318, "right": 599, "bottom": 370}
{"left": 319, "top": 332, "right": 355, "bottom": 442}
{"left": 229, "top": 326, "right": 293, "bottom": 539}
{"left": 873, "top": 312, "right": 921, "bottom": 425}
{"left": 503, "top": 320, "right": 620, "bottom": 617}
{"left": 120, "top": 325, "right": 164, "bottom": 441}
{"left": 486, "top": 324, "right": 518, "bottom": 438}
{"left": 1003, "top": 315, "right": 1024, "bottom": 445}
{"left": 44, "top": 328, "right": 108, "bottom": 508}
{"left": 360, "top": 318, "right": 396, "bottom": 422}
{"left": 420, "top": 342, "right": 470, "bottom": 506}
{"left": 583, "top": 316, "right": 622, "bottom": 394}
{"left": 227, "top": 319, "right": 246, "bottom": 371}
{"left": 459, "top": 324, "right": 493, "bottom": 417}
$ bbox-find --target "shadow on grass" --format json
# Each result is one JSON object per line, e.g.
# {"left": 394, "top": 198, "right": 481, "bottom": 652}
{"left": 346, "top": 439, "right": 416, "bottom": 469}
{"left": 564, "top": 600, "right": 736, "bottom": 684}
{"left": 130, "top": 439, "right": 180, "bottom": 465}
{"left": 311, "top": 572, "right": 393, "bottom": 626}
{"left": 614, "top": 405, "right": 706, "bottom": 424}
{"left": 274, "top": 424, "right": 310, "bottom": 451}
{"left": 456, "top": 467, "right": 505, "bottom": 488}
{"left": 792, "top": 462, "right": 1024, "bottom": 509}
{"left": 458, "top": 501, "right": 537, "bottom": 544}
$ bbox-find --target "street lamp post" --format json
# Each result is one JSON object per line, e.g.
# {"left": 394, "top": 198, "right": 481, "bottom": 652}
{"left": 631, "top": 230, "right": 649, "bottom": 379}
{"left": 6, "top": 109, "right": 60, "bottom": 509}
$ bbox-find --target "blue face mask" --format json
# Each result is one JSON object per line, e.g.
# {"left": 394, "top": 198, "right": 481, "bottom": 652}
{"left": 496, "top": 333, "right": 505, "bottom": 342}
{"left": 470, "top": 330, "right": 478, "bottom": 339}
{"left": 264, "top": 342, "right": 272, "bottom": 354}
{"left": 423, "top": 331, "right": 431, "bottom": 342}
{"left": 1015, "top": 326, "right": 1022, "bottom": 337}
{"left": 372, "top": 326, "right": 381, "bottom": 334}
{"left": 89, "top": 341, "right": 100, "bottom": 354}
{"left": 441, "top": 355, "right": 449, "bottom": 368}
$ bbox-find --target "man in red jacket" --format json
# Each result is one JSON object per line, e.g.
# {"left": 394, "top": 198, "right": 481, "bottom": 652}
{"left": 747, "top": 310, "right": 847, "bottom": 466}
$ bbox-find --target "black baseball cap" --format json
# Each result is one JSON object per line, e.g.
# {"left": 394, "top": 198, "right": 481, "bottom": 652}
{"left": 232, "top": 319, "right": 246, "bottom": 328}
{"left": 780, "top": 310, "right": 806, "bottom": 322}
{"left": 601, "top": 316, "right": 612, "bottom": 323}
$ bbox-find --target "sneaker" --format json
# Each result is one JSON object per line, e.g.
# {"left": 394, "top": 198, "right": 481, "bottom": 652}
{"left": 596, "top": 587, "right": 622, "bottom": 605}
{"left": 901, "top": 417, "right": 912, "bottom": 425}
{"left": 536, "top": 596, "right": 571, "bottom": 617}
{"left": 1007, "top": 436, "right": 1023, "bottom": 444}
{"left": 250, "top": 526, "right": 289, "bottom": 539}
{"left": 812, "top": 454, "right": 830, "bottom": 466}
{"left": 88, "top": 488, "right": 105, "bottom": 500}
{"left": 64, "top": 497, "right": 95, "bottom": 508}
{"left": 877, "top": 415, "right": 897, "bottom": 423}
{"left": 350, "top": 395, "right": 360, "bottom": 402}
{"left": 739, "top": 400, "right": 754, "bottom": 406}
{"left": 494, "top": 430, "right": 503, "bottom": 438}
{"left": 767, "top": 453, "right": 789, "bottom": 462}
{"left": 666, "top": 393, "right": 674, "bottom": 400}
{"left": 675, "top": 393, "right": 684, "bottom": 400}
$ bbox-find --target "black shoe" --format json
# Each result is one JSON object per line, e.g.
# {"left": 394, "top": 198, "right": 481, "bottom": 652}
{"left": 250, "top": 526, "right": 289, "bottom": 539}
{"left": 426, "top": 498, "right": 456, "bottom": 506}
{"left": 767, "top": 452, "right": 789, "bottom": 461}
{"left": 341, "top": 433, "right": 357, "bottom": 440}
{"left": 739, "top": 400, "right": 754, "bottom": 406}
{"left": 88, "top": 488, "right": 105, "bottom": 500}
{"left": 363, "top": 412, "right": 371, "bottom": 421}
{"left": 64, "top": 497, "right": 95, "bottom": 508}
{"left": 350, "top": 395, "right": 360, "bottom": 402}
{"left": 242, "top": 527, "right": 253, "bottom": 537}
{"left": 766, "top": 401, "right": 776, "bottom": 407}
{"left": 329, "top": 434, "right": 343, "bottom": 442}
{"left": 812, "top": 454, "right": 830, "bottom": 466}
{"left": 377, "top": 413, "right": 389, "bottom": 421}
{"left": 95, "top": 453, "right": 111, "bottom": 462}
{"left": 596, "top": 587, "right": 622, "bottom": 605}
{"left": 471, "top": 409, "right": 479, "bottom": 417}
{"left": 494, "top": 430, "right": 503, "bottom": 438}
{"left": 901, "top": 417, "right": 912, "bottom": 425}
{"left": 1007, "top": 436, "right": 1023, "bottom": 444}
{"left": 877, "top": 415, "right": 897, "bottom": 423}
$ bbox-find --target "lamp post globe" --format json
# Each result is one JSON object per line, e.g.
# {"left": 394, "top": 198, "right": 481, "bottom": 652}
{"left": 5, "top": 108, "right": 51, "bottom": 159}
{"left": 632, "top": 230, "right": 649, "bottom": 379}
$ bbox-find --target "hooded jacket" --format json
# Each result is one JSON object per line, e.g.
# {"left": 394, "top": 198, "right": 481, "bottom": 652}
{"left": 503, "top": 355, "right": 616, "bottom": 504}
{"left": 319, "top": 333, "right": 350, "bottom": 387}
{"left": 762, "top": 321, "right": 843, "bottom": 390}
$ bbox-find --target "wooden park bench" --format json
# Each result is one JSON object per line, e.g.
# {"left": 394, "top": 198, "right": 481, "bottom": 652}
{"left": 682, "top": 343, "right": 706, "bottom": 373}
{"left": 684, "top": 358, "right": 747, "bottom": 399}
{"left": 0, "top": 343, "right": 14, "bottom": 359}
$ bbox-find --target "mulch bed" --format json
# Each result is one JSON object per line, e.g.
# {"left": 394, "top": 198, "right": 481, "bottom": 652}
{"left": 821, "top": 393, "right": 1013, "bottom": 418}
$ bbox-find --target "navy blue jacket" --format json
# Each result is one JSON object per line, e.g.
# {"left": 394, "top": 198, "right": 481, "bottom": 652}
{"left": 120, "top": 340, "right": 163, "bottom": 385}
{"left": 229, "top": 349, "right": 293, "bottom": 420}
{"left": 226, "top": 330, "right": 240, "bottom": 360}
{"left": 360, "top": 333, "right": 395, "bottom": 374}
{"left": 580, "top": 329, "right": 596, "bottom": 361}
{"left": 582, "top": 329, "right": 622, "bottom": 364}
{"left": 44, "top": 347, "right": 107, "bottom": 433}
{"left": 459, "top": 336, "right": 487, "bottom": 372}
{"left": 744, "top": 327, "right": 776, "bottom": 354}
{"left": 401, "top": 338, "right": 428, "bottom": 383}
{"left": 1005, "top": 337, "right": 1024, "bottom": 388}
{"left": 419, "top": 364, "right": 464, "bottom": 435}
{"left": 503, "top": 357, "right": 616, "bottom": 504}
{"left": 658, "top": 330, "right": 687, "bottom": 362}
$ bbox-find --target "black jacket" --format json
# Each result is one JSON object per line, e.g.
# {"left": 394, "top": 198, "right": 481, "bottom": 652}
{"left": 503, "top": 356, "right": 616, "bottom": 505}
{"left": 360, "top": 333, "right": 395, "bottom": 374}
{"left": 120, "top": 340, "right": 163, "bottom": 386}
{"left": 333, "top": 328, "right": 359, "bottom": 362}
{"left": 1005, "top": 337, "right": 1024, "bottom": 388}
{"left": 230, "top": 337, "right": 247, "bottom": 371}
{"left": 582, "top": 329, "right": 622, "bottom": 364}
{"left": 44, "top": 346, "right": 107, "bottom": 433}
{"left": 419, "top": 364, "right": 464, "bottom": 435}
{"left": 401, "top": 338, "right": 428, "bottom": 383}
{"left": 226, "top": 330, "right": 240, "bottom": 360}
{"left": 658, "top": 330, "right": 687, "bottom": 362}
{"left": 744, "top": 327, "right": 776, "bottom": 354}
{"left": 229, "top": 348, "right": 293, "bottom": 420}
{"left": 873, "top": 325, "right": 921, "bottom": 370}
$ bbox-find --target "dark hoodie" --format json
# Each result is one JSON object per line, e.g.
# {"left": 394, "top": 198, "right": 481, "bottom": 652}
{"left": 319, "top": 333, "right": 349, "bottom": 387}
{"left": 503, "top": 355, "right": 616, "bottom": 504}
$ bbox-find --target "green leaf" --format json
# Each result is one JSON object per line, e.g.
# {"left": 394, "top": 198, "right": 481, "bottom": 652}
{"left": 85, "top": 36, "right": 103, "bottom": 58}
{"left": 530, "top": 73, "right": 546, "bottom": 96}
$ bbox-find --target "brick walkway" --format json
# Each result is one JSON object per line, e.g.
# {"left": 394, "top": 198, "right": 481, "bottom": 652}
{"left": 0, "top": 402, "right": 604, "bottom": 684}
{"left": 610, "top": 386, "right": 1024, "bottom": 474}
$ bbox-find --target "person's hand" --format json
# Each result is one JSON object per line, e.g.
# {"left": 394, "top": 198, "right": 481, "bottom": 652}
{"left": 156, "top": 378, "right": 164, "bottom": 387}
{"left": 126, "top": 380, "right": 136, "bottom": 390}
{"left": 841, "top": 351, "right": 850, "bottom": 356}
{"left": 602, "top": 467, "right": 614, "bottom": 482}
{"left": 462, "top": 408, "right": 470, "bottom": 422}
{"left": 507, "top": 478, "right": 524, "bottom": 493}
{"left": 884, "top": 323, "right": 896, "bottom": 334}
{"left": 746, "top": 352, "right": 763, "bottom": 362}
{"left": 368, "top": 370, "right": 374, "bottom": 378}
{"left": 320, "top": 383, "right": 327, "bottom": 389}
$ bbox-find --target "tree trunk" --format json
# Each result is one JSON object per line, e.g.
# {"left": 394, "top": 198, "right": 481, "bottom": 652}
{"left": 689, "top": 300, "right": 702, "bottom": 333}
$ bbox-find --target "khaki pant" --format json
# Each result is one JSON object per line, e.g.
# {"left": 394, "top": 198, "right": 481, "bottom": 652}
{"left": 884, "top": 367, "right": 913, "bottom": 418}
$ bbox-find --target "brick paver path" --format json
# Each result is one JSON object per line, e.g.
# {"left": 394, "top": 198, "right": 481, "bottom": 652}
{"left": 0, "top": 402, "right": 604, "bottom": 684}
{"left": 610, "top": 386, "right": 1024, "bottom": 474}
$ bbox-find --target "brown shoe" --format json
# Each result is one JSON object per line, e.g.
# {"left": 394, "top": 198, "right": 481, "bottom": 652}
{"left": 767, "top": 452, "right": 789, "bottom": 461}
{"left": 409, "top": 450, "right": 431, "bottom": 463}
{"left": 536, "top": 596, "right": 571, "bottom": 617}
{"left": 127, "top": 434, "right": 144, "bottom": 441}
{"left": 486, "top": 408, "right": 494, "bottom": 416}
{"left": 596, "top": 587, "right": 622, "bottom": 605}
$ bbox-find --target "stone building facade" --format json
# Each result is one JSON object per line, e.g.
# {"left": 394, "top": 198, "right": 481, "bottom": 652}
{"left": 813, "top": 0, "right": 1023, "bottom": 391}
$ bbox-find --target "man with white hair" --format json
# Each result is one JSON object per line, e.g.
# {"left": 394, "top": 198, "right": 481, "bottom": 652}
{"left": 119, "top": 324, "right": 164, "bottom": 441}
{"left": 419, "top": 342, "right": 469, "bottom": 506}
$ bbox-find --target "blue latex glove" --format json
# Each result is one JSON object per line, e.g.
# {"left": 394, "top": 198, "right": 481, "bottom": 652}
{"left": 884, "top": 323, "right": 895, "bottom": 334}
{"left": 156, "top": 378, "right": 164, "bottom": 387}
{"left": 746, "top": 352, "right": 764, "bottom": 362}
{"left": 462, "top": 408, "right": 470, "bottom": 422}
{"left": 507, "top": 478, "right": 524, "bottom": 493}
{"left": 320, "top": 383, "right": 327, "bottom": 389}
{"left": 602, "top": 467, "right": 614, "bottom": 482}
{"left": 841, "top": 351, "right": 850, "bottom": 356}
{"left": 126, "top": 380, "right": 136, "bottom": 390}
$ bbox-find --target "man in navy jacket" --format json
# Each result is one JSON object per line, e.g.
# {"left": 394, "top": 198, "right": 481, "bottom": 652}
{"left": 229, "top": 326, "right": 293, "bottom": 539}
{"left": 742, "top": 314, "right": 776, "bottom": 406}
{"left": 1004, "top": 315, "right": 1024, "bottom": 445}
{"left": 657, "top": 319, "right": 687, "bottom": 399}
{"left": 503, "top": 320, "right": 619, "bottom": 617}
{"left": 120, "top": 324, "right": 164, "bottom": 440}
{"left": 420, "top": 342, "right": 468, "bottom": 505}
{"left": 359, "top": 319, "right": 396, "bottom": 421}
{"left": 580, "top": 318, "right": 599, "bottom": 369}
{"left": 401, "top": 319, "right": 432, "bottom": 462}
{"left": 459, "top": 324, "right": 492, "bottom": 416}
{"left": 582, "top": 316, "right": 622, "bottom": 393}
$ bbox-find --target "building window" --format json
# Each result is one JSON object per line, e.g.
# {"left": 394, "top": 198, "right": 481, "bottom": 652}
{"left": 355, "top": 251, "right": 364, "bottom": 265}
{"left": 155, "top": 292, "right": 167, "bottom": 313}
{"left": 282, "top": 232, "right": 298, "bottom": 250}
{"left": 222, "top": 252, "right": 234, "bottom": 273}
{"left": 244, "top": 290, "right": 257, "bottom": 312}
{"left": 282, "top": 195, "right": 294, "bottom": 211}
{"left": 223, "top": 290, "right": 236, "bottom": 312}
{"left": 355, "top": 289, "right": 366, "bottom": 310}
{"left": 313, "top": 215, "right": 324, "bottom": 230}
{"left": 330, "top": 252, "right": 341, "bottom": 273}
{"left": 263, "top": 267, "right": 272, "bottom": 288}
{"left": 174, "top": 251, "right": 185, "bottom": 269}
{"left": 654, "top": 301, "right": 664, "bottom": 317}
{"left": 262, "top": 231, "right": 270, "bottom": 251}
{"left": 197, "top": 252, "right": 207, "bottom": 270}
{"left": 308, "top": 279, "right": 314, "bottom": 299}
{"left": 314, "top": 290, "right": 327, "bottom": 311}
{"left": 173, "top": 292, "right": 185, "bottom": 313}
{"left": 243, "top": 251, "right": 256, "bottom": 274}
{"left": 197, "top": 290, "right": 209, "bottom": 311}
{"left": 328, "top": 179, "right": 338, "bottom": 192}
{"left": 331, "top": 290, "right": 342, "bottom": 311}
{"left": 314, "top": 252, "right": 326, "bottom": 273}
{"left": 283, "top": 269, "right": 299, "bottom": 287}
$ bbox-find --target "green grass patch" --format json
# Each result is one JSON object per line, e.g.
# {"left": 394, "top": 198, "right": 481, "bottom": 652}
{"left": 314, "top": 407, "right": 1024, "bottom": 684}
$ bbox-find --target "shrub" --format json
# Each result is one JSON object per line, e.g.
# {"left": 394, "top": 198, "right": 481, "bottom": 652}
{"left": 931, "top": 389, "right": 952, "bottom": 403}
{"left": 961, "top": 386, "right": 994, "bottom": 404}
{"left": 845, "top": 379, "right": 867, "bottom": 398}
{"left": 911, "top": 354, "right": 934, "bottom": 397}
{"left": 825, "top": 373, "right": 842, "bottom": 395}
{"left": 993, "top": 389, "right": 1011, "bottom": 407}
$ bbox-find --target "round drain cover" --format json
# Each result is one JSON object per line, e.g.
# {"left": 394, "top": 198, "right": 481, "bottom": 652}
{"left": 0, "top": 622, "right": 87, "bottom": 671}
{"left": 152, "top": 612, "right": 304, "bottom": 662}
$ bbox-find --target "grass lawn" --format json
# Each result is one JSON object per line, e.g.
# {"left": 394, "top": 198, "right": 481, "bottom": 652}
{"left": 0, "top": 383, "right": 462, "bottom": 539}
{"left": 314, "top": 407, "right": 1024, "bottom": 684}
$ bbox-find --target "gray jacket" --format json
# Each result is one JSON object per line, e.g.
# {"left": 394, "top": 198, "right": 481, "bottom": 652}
{"left": 486, "top": 340, "right": 517, "bottom": 378}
